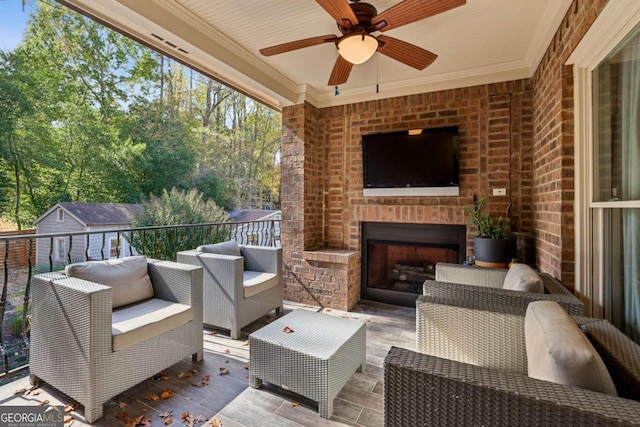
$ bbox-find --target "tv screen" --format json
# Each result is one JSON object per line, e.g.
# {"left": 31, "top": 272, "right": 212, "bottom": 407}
{"left": 362, "top": 126, "right": 459, "bottom": 192}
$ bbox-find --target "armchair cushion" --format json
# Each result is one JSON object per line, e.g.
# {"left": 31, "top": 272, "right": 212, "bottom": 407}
{"left": 525, "top": 301, "right": 617, "bottom": 396}
{"left": 112, "top": 298, "right": 192, "bottom": 351}
{"left": 243, "top": 270, "right": 279, "bottom": 298}
{"left": 65, "top": 256, "right": 154, "bottom": 308}
{"left": 197, "top": 240, "right": 241, "bottom": 257}
{"left": 503, "top": 263, "right": 544, "bottom": 293}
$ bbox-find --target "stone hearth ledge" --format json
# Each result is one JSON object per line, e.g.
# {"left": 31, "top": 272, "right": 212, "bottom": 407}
{"left": 302, "top": 249, "right": 358, "bottom": 264}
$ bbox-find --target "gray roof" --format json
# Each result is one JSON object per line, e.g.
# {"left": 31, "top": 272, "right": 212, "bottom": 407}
{"left": 229, "top": 209, "right": 280, "bottom": 223}
{"left": 35, "top": 202, "right": 143, "bottom": 226}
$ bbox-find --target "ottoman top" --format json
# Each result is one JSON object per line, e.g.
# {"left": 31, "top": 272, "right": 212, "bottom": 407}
{"left": 249, "top": 309, "right": 366, "bottom": 359}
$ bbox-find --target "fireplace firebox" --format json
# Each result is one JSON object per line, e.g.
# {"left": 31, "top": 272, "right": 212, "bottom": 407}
{"left": 361, "top": 222, "right": 466, "bottom": 306}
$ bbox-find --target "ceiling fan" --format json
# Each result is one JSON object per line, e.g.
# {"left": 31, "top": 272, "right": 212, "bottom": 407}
{"left": 259, "top": 0, "right": 466, "bottom": 86}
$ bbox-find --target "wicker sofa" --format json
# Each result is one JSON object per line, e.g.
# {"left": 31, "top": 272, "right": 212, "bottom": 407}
{"left": 29, "top": 257, "right": 203, "bottom": 422}
{"left": 424, "top": 262, "right": 584, "bottom": 315}
{"left": 383, "top": 295, "right": 640, "bottom": 426}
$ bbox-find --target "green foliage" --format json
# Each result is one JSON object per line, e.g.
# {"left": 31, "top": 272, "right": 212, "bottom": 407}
{"left": 0, "top": 3, "right": 281, "bottom": 226}
{"left": 130, "top": 188, "right": 230, "bottom": 260}
{"left": 463, "top": 197, "right": 511, "bottom": 239}
{"left": 11, "top": 303, "right": 31, "bottom": 337}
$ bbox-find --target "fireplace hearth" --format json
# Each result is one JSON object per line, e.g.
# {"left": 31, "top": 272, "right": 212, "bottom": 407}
{"left": 361, "top": 222, "right": 466, "bottom": 306}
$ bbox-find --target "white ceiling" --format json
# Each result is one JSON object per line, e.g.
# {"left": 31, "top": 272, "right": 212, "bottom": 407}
{"left": 63, "top": 0, "right": 572, "bottom": 109}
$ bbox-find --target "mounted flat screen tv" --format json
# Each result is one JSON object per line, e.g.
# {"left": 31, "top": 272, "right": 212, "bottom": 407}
{"left": 362, "top": 126, "right": 460, "bottom": 197}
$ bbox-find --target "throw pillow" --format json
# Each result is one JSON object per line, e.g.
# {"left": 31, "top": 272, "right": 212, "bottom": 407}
{"left": 197, "top": 240, "right": 242, "bottom": 257}
{"left": 525, "top": 301, "right": 617, "bottom": 396}
{"left": 66, "top": 256, "right": 154, "bottom": 309}
{"left": 503, "top": 263, "right": 544, "bottom": 293}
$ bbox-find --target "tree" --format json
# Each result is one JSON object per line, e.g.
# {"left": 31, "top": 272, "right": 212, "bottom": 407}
{"left": 129, "top": 188, "right": 229, "bottom": 260}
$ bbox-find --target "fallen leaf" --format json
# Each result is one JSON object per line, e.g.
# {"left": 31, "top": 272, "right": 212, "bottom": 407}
{"left": 161, "top": 376, "right": 170, "bottom": 381}
{"left": 191, "top": 369, "right": 198, "bottom": 374}
{"left": 140, "top": 417, "right": 152, "bottom": 427}
{"left": 224, "top": 349, "right": 230, "bottom": 354}
{"left": 193, "top": 415, "right": 207, "bottom": 422}
{"left": 164, "top": 417, "right": 173, "bottom": 425}
{"left": 180, "top": 412, "right": 190, "bottom": 421}
{"left": 117, "top": 402, "right": 128, "bottom": 410}
{"left": 206, "top": 331, "right": 216, "bottom": 335}
{"left": 64, "top": 403, "right": 78, "bottom": 413}
{"left": 160, "top": 390, "right": 173, "bottom": 399}
{"left": 125, "top": 415, "right": 144, "bottom": 427}
{"left": 64, "top": 415, "right": 74, "bottom": 424}
{"left": 208, "top": 419, "right": 222, "bottom": 427}
{"left": 291, "top": 402, "right": 300, "bottom": 407}
{"left": 14, "top": 387, "right": 28, "bottom": 394}
{"left": 160, "top": 370, "right": 168, "bottom": 376}
{"left": 31, "top": 390, "right": 40, "bottom": 396}
{"left": 202, "top": 375, "right": 210, "bottom": 382}
{"left": 242, "top": 340, "right": 249, "bottom": 346}
{"left": 145, "top": 394, "right": 160, "bottom": 401}
{"left": 38, "top": 400, "right": 50, "bottom": 406}
{"left": 244, "top": 364, "right": 249, "bottom": 370}
{"left": 190, "top": 382, "right": 201, "bottom": 388}
{"left": 245, "top": 374, "right": 249, "bottom": 379}
{"left": 218, "top": 369, "right": 229, "bottom": 376}
{"left": 178, "top": 372, "right": 193, "bottom": 379}
{"left": 159, "top": 410, "right": 173, "bottom": 419}
{"left": 283, "top": 326, "right": 294, "bottom": 333}
{"left": 117, "top": 412, "right": 128, "bottom": 420}
{"left": 184, "top": 416, "right": 195, "bottom": 427}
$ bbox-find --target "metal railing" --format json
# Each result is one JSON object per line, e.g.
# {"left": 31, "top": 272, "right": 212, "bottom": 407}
{"left": 0, "top": 219, "right": 280, "bottom": 382}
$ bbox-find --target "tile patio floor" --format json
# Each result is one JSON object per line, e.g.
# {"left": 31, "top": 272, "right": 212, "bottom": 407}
{"left": 0, "top": 300, "right": 416, "bottom": 427}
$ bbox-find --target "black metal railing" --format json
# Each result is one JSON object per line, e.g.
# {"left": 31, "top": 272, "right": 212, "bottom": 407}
{"left": 0, "top": 219, "right": 280, "bottom": 382}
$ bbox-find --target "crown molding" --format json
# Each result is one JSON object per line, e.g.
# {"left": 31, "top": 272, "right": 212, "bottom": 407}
{"left": 525, "top": 0, "right": 573, "bottom": 74}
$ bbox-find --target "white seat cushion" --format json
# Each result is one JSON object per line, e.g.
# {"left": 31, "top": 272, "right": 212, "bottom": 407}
{"left": 243, "top": 270, "right": 279, "bottom": 298}
{"left": 525, "top": 301, "right": 617, "bottom": 396}
{"left": 503, "top": 263, "right": 544, "bottom": 293}
{"left": 66, "top": 256, "right": 154, "bottom": 308}
{"left": 197, "top": 240, "right": 242, "bottom": 257}
{"left": 112, "top": 298, "right": 192, "bottom": 351}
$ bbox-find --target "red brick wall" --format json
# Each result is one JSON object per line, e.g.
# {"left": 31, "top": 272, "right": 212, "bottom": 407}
{"left": 531, "top": 0, "right": 608, "bottom": 287}
{"left": 282, "top": 81, "right": 534, "bottom": 309}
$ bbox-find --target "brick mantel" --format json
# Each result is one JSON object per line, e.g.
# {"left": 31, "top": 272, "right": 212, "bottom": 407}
{"left": 281, "top": 82, "right": 533, "bottom": 310}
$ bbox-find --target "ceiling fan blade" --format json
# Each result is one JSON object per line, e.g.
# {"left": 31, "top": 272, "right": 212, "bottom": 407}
{"left": 260, "top": 35, "right": 338, "bottom": 56}
{"left": 328, "top": 55, "right": 353, "bottom": 85}
{"left": 377, "top": 35, "right": 437, "bottom": 70}
{"left": 316, "top": 0, "right": 358, "bottom": 28}
{"left": 372, "top": 0, "right": 465, "bottom": 32}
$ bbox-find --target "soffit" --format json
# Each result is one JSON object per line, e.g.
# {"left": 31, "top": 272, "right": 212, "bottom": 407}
{"left": 61, "top": 0, "right": 572, "bottom": 110}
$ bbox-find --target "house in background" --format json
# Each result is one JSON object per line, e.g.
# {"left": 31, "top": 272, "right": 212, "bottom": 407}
{"left": 33, "top": 202, "right": 143, "bottom": 267}
{"left": 229, "top": 209, "right": 281, "bottom": 246}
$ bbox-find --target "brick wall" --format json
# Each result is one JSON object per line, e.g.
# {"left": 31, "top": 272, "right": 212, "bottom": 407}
{"left": 282, "top": 81, "right": 534, "bottom": 310}
{"left": 531, "top": 0, "right": 608, "bottom": 287}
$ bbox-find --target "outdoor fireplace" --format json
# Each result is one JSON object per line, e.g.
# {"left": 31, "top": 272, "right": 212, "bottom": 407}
{"left": 361, "top": 222, "right": 466, "bottom": 306}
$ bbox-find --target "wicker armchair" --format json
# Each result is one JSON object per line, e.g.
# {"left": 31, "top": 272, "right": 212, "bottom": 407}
{"left": 426, "top": 262, "right": 584, "bottom": 315}
{"left": 177, "top": 244, "right": 283, "bottom": 339}
{"left": 382, "top": 295, "right": 640, "bottom": 426}
{"left": 29, "top": 258, "right": 203, "bottom": 422}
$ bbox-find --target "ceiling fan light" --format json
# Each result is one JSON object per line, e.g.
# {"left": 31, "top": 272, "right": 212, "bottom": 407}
{"left": 338, "top": 34, "right": 378, "bottom": 64}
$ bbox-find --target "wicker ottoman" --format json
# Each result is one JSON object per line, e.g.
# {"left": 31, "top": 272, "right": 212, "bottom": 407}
{"left": 249, "top": 309, "right": 366, "bottom": 418}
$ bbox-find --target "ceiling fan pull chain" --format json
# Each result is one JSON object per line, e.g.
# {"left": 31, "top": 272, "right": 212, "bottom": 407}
{"left": 334, "top": 86, "right": 340, "bottom": 96}
{"left": 376, "top": 52, "right": 379, "bottom": 93}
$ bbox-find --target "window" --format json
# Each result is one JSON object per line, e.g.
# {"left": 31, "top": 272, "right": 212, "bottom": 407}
{"left": 109, "top": 237, "right": 119, "bottom": 258}
{"left": 57, "top": 209, "right": 64, "bottom": 222}
{"left": 54, "top": 237, "right": 66, "bottom": 262}
{"left": 568, "top": 0, "right": 640, "bottom": 344}
{"left": 592, "top": 26, "right": 640, "bottom": 342}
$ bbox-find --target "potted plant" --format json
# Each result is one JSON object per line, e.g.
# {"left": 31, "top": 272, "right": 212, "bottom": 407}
{"left": 463, "top": 197, "right": 511, "bottom": 267}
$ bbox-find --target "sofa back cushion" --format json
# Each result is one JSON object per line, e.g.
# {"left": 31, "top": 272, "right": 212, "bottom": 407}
{"left": 66, "top": 256, "right": 154, "bottom": 309}
{"left": 503, "top": 263, "right": 544, "bottom": 293}
{"left": 197, "top": 240, "right": 241, "bottom": 257}
{"left": 525, "top": 301, "right": 617, "bottom": 396}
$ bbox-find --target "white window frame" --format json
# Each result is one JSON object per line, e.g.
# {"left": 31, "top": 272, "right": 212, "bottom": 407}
{"left": 54, "top": 237, "right": 66, "bottom": 262}
{"left": 57, "top": 208, "right": 64, "bottom": 222}
{"left": 566, "top": 0, "right": 640, "bottom": 316}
